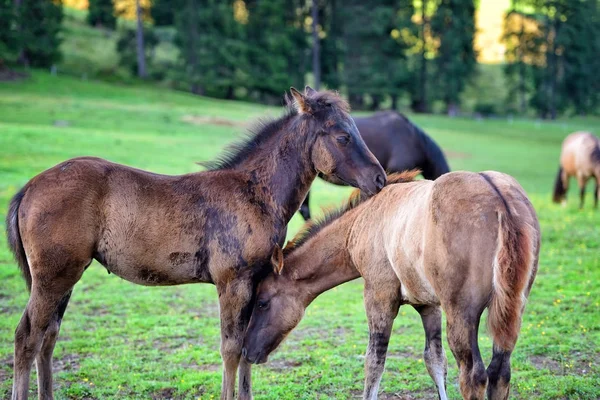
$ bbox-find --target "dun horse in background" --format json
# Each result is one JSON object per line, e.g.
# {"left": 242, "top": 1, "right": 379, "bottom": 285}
{"left": 299, "top": 111, "right": 450, "bottom": 220}
{"left": 5, "top": 87, "right": 386, "bottom": 400}
{"left": 553, "top": 131, "right": 600, "bottom": 208}
{"left": 243, "top": 171, "right": 540, "bottom": 400}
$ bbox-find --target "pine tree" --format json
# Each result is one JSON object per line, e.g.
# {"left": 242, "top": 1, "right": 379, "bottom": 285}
{"left": 116, "top": 27, "right": 157, "bottom": 76}
{"left": 87, "top": 0, "right": 116, "bottom": 29}
{"left": 0, "top": 0, "right": 18, "bottom": 66}
{"left": 503, "top": 0, "right": 542, "bottom": 114}
{"left": 525, "top": 0, "right": 596, "bottom": 119}
{"left": 410, "top": 0, "right": 436, "bottom": 113}
{"left": 341, "top": 0, "right": 416, "bottom": 110}
{"left": 431, "top": 0, "right": 477, "bottom": 115}
{"left": 319, "top": 0, "right": 343, "bottom": 90}
{"left": 175, "top": 0, "right": 247, "bottom": 97}
{"left": 561, "top": 0, "right": 600, "bottom": 115}
{"left": 17, "top": 0, "right": 63, "bottom": 68}
{"left": 245, "top": 0, "right": 307, "bottom": 102}
{"left": 151, "top": 0, "right": 175, "bottom": 26}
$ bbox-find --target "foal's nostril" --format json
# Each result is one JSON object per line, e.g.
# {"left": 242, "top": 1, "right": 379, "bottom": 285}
{"left": 242, "top": 347, "right": 247, "bottom": 358}
{"left": 375, "top": 174, "right": 385, "bottom": 191}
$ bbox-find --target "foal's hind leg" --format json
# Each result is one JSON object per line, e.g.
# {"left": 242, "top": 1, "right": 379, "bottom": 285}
{"left": 13, "top": 261, "right": 85, "bottom": 400}
{"left": 35, "top": 291, "right": 72, "bottom": 400}
{"left": 362, "top": 282, "right": 401, "bottom": 400}
{"left": 594, "top": 180, "right": 599, "bottom": 208}
{"left": 486, "top": 345, "right": 512, "bottom": 400}
{"left": 445, "top": 311, "right": 487, "bottom": 400}
{"left": 414, "top": 305, "right": 448, "bottom": 400}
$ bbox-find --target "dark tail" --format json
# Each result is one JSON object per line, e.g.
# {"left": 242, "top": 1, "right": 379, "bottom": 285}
{"left": 6, "top": 186, "right": 31, "bottom": 291}
{"left": 488, "top": 209, "right": 536, "bottom": 351}
{"left": 552, "top": 166, "right": 566, "bottom": 203}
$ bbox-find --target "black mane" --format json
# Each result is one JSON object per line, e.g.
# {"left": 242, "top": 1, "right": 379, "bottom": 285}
{"left": 201, "top": 107, "right": 297, "bottom": 171}
{"left": 284, "top": 192, "right": 364, "bottom": 255}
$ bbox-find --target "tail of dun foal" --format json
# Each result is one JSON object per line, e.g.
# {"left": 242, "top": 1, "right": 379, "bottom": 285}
{"left": 488, "top": 209, "right": 536, "bottom": 351}
{"left": 6, "top": 187, "right": 32, "bottom": 291}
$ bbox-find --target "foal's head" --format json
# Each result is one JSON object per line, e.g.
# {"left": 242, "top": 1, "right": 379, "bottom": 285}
{"left": 290, "top": 86, "right": 386, "bottom": 195}
{"left": 242, "top": 246, "right": 305, "bottom": 364}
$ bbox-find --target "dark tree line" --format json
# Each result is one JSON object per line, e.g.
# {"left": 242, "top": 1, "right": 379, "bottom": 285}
{"left": 503, "top": 0, "right": 600, "bottom": 118}
{"left": 2, "top": 1, "right": 597, "bottom": 117}
{"left": 0, "top": 0, "right": 63, "bottom": 68}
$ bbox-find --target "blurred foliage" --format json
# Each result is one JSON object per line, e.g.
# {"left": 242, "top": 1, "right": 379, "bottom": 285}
{"left": 431, "top": 0, "right": 477, "bottom": 115}
{"left": 87, "top": 0, "right": 116, "bottom": 29}
{"left": 503, "top": 0, "right": 600, "bottom": 119}
{"left": 1, "top": 0, "right": 599, "bottom": 118}
{"left": 0, "top": 0, "right": 19, "bottom": 66}
{"left": 116, "top": 27, "right": 158, "bottom": 78}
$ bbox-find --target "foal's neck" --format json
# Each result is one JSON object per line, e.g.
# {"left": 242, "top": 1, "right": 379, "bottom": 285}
{"left": 235, "top": 118, "right": 317, "bottom": 225}
{"left": 285, "top": 215, "right": 361, "bottom": 306}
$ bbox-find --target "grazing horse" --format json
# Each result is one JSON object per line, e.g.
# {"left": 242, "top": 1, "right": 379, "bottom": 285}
{"left": 243, "top": 171, "right": 540, "bottom": 400}
{"left": 553, "top": 131, "right": 600, "bottom": 208}
{"left": 5, "top": 86, "right": 386, "bottom": 400}
{"left": 299, "top": 111, "right": 450, "bottom": 220}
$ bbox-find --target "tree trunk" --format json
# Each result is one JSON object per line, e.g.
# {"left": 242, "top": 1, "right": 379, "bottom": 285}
{"left": 14, "top": 0, "right": 26, "bottom": 65}
{"left": 225, "top": 85, "right": 234, "bottom": 100}
{"left": 370, "top": 94, "right": 381, "bottom": 110}
{"left": 390, "top": 94, "right": 398, "bottom": 110}
{"left": 447, "top": 102, "right": 459, "bottom": 117}
{"left": 517, "top": 5, "right": 526, "bottom": 114}
{"left": 136, "top": 0, "right": 147, "bottom": 78}
{"left": 417, "top": 0, "right": 428, "bottom": 113}
{"left": 349, "top": 93, "right": 364, "bottom": 110}
{"left": 311, "top": 0, "right": 321, "bottom": 90}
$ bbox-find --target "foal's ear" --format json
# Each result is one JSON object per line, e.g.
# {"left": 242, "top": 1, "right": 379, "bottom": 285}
{"left": 271, "top": 245, "right": 284, "bottom": 275}
{"left": 290, "top": 87, "right": 311, "bottom": 114}
{"left": 304, "top": 85, "right": 317, "bottom": 96}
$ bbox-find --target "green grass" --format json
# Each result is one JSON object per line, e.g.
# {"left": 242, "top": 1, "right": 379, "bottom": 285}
{"left": 0, "top": 72, "right": 599, "bottom": 399}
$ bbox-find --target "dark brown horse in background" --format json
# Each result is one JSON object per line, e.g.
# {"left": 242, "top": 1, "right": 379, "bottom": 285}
{"left": 299, "top": 111, "right": 450, "bottom": 220}
{"left": 5, "top": 87, "right": 386, "bottom": 400}
{"left": 244, "top": 171, "right": 539, "bottom": 400}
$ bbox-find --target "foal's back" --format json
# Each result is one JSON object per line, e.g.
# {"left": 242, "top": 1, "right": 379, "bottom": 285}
{"left": 351, "top": 171, "right": 538, "bottom": 309}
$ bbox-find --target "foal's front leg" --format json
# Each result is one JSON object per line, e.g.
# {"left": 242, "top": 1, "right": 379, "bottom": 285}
{"left": 217, "top": 278, "right": 254, "bottom": 400}
{"left": 362, "top": 283, "right": 401, "bottom": 400}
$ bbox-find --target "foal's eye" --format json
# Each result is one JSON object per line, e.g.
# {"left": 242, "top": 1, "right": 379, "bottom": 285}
{"left": 336, "top": 135, "right": 350, "bottom": 145}
{"left": 257, "top": 300, "right": 269, "bottom": 309}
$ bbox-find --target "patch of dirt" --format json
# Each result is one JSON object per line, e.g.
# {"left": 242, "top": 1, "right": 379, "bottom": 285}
{"left": 0, "top": 68, "right": 28, "bottom": 82}
{"left": 151, "top": 387, "right": 183, "bottom": 400}
{"left": 444, "top": 150, "right": 471, "bottom": 159}
{"left": 152, "top": 332, "right": 202, "bottom": 354}
{"left": 0, "top": 356, "right": 13, "bottom": 384}
{"left": 350, "top": 389, "right": 436, "bottom": 399}
{"left": 54, "top": 353, "right": 81, "bottom": 374}
{"left": 184, "top": 362, "right": 221, "bottom": 372}
{"left": 53, "top": 120, "right": 71, "bottom": 127}
{"left": 181, "top": 115, "right": 246, "bottom": 128}
{"left": 529, "top": 352, "right": 597, "bottom": 376}
{"left": 264, "top": 359, "right": 303, "bottom": 372}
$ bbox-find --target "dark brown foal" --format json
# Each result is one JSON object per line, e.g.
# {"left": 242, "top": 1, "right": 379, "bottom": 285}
{"left": 6, "top": 86, "right": 386, "bottom": 400}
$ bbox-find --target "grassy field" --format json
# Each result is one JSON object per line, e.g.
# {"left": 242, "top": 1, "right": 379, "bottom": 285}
{"left": 0, "top": 72, "right": 599, "bottom": 399}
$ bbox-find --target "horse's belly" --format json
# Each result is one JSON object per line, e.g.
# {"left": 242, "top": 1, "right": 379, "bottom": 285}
{"left": 95, "top": 246, "right": 211, "bottom": 286}
{"left": 393, "top": 258, "right": 438, "bottom": 305}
